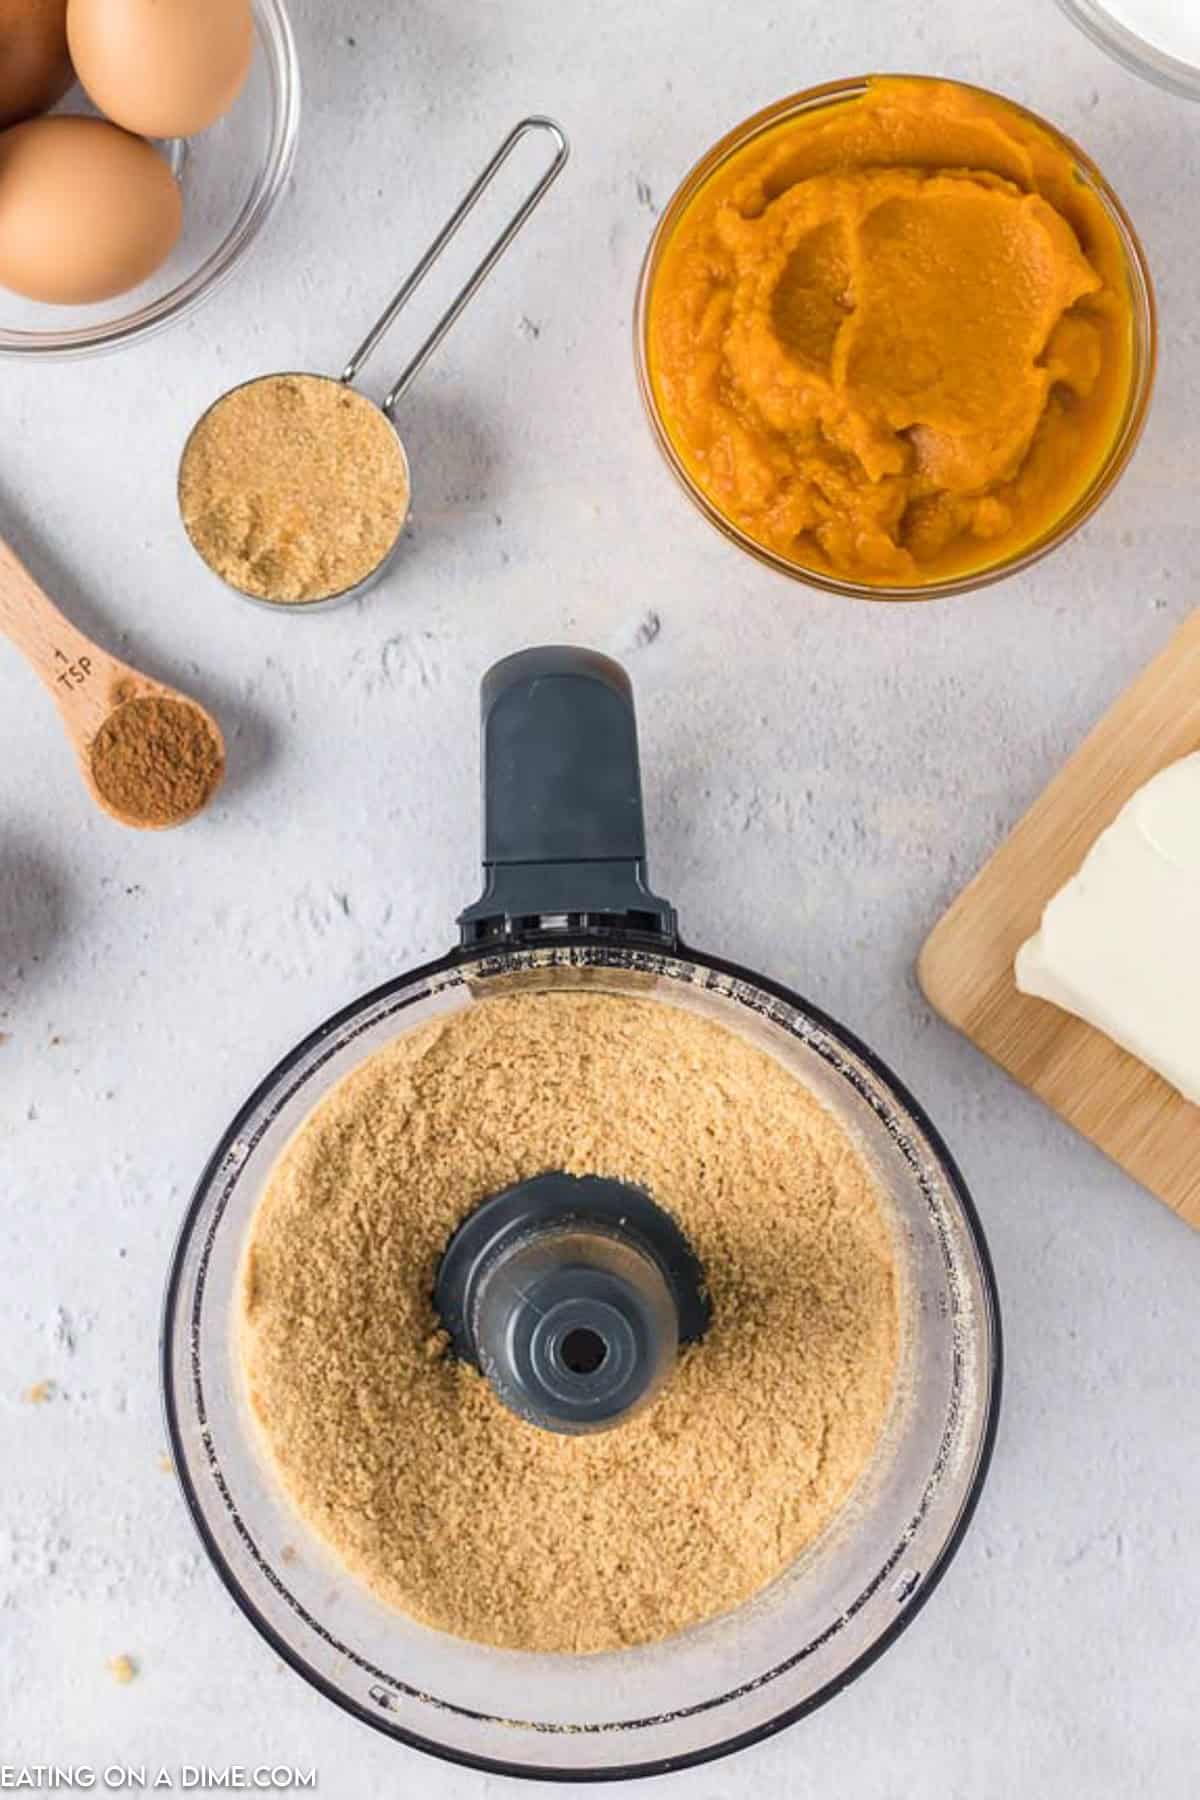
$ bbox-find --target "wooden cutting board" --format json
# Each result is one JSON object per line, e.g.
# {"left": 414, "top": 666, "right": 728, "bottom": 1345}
{"left": 919, "top": 611, "right": 1200, "bottom": 1230}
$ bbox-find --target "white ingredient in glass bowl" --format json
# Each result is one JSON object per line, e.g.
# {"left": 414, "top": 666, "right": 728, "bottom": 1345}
{"left": 1098, "top": 0, "right": 1200, "bottom": 66}
{"left": 1015, "top": 753, "right": 1200, "bottom": 1104}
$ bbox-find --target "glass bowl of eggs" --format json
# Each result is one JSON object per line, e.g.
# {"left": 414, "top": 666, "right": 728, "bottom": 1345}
{"left": 0, "top": 0, "right": 300, "bottom": 359}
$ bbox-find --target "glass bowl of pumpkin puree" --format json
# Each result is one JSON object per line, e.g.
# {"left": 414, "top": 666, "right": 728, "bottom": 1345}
{"left": 636, "top": 76, "right": 1156, "bottom": 599}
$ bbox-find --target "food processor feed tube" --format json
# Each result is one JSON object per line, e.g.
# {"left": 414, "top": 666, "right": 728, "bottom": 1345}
{"left": 444, "top": 648, "right": 709, "bottom": 1433}
{"left": 458, "top": 645, "right": 676, "bottom": 946}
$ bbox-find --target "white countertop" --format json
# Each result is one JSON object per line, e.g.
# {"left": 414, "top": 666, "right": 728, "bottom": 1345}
{"left": 3, "top": 1, "right": 1198, "bottom": 1793}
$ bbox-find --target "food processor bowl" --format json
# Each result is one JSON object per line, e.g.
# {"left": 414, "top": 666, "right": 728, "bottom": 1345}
{"left": 163, "top": 649, "right": 1001, "bottom": 1780}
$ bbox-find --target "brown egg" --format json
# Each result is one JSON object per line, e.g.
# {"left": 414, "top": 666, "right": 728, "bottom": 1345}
{"left": 0, "top": 0, "right": 74, "bottom": 130}
{"left": 67, "top": 0, "right": 252, "bottom": 139}
{"left": 0, "top": 115, "right": 182, "bottom": 303}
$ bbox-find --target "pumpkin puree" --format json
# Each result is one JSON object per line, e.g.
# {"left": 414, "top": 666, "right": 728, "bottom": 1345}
{"left": 646, "top": 79, "right": 1137, "bottom": 588}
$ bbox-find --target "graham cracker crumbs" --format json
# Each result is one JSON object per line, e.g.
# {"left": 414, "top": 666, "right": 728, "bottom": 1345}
{"left": 240, "top": 992, "right": 900, "bottom": 1654}
{"left": 108, "top": 1655, "right": 137, "bottom": 1685}
{"left": 24, "top": 1380, "right": 54, "bottom": 1404}
{"left": 179, "top": 374, "right": 411, "bottom": 604}
{"left": 158, "top": 1453, "right": 174, "bottom": 1476}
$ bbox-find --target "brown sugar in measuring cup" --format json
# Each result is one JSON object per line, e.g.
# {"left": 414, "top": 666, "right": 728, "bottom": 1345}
{"left": 180, "top": 376, "right": 411, "bottom": 606}
{"left": 179, "top": 117, "right": 569, "bottom": 612}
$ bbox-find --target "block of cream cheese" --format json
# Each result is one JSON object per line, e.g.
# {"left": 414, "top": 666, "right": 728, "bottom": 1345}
{"left": 1015, "top": 752, "right": 1200, "bottom": 1105}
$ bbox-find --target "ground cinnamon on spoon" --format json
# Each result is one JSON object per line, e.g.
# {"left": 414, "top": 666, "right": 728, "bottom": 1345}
{"left": 89, "top": 695, "right": 224, "bottom": 828}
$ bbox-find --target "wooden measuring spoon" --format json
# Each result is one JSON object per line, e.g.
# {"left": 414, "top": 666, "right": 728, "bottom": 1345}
{"left": 0, "top": 534, "right": 225, "bottom": 830}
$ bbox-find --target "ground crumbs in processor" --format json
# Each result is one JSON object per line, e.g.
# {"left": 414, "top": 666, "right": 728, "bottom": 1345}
{"left": 239, "top": 990, "right": 901, "bottom": 1653}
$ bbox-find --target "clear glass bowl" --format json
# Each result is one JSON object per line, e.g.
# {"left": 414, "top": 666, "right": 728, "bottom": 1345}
{"left": 634, "top": 77, "right": 1158, "bottom": 602}
{"left": 163, "top": 938, "right": 1001, "bottom": 1781}
{"left": 0, "top": 0, "right": 300, "bottom": 360}
{"left": 1059, "top": 0, "right": 1200, "bottom": 100}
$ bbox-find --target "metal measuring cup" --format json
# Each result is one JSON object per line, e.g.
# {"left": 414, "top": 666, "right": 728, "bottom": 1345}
{"left": 178, "top": 116, "right": 569, "bottom": 612}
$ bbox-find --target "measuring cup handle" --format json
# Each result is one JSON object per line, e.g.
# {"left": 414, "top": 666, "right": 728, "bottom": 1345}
{"left": 457, "top": 646, "right": 677, "bottom": 949}
{"left": 341, "top": 117, "right": 570, "bottom": 417}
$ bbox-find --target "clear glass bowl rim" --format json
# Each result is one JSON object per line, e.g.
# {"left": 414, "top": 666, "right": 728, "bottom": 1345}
{"left": 633, "top": 73, "right": 1159, "bottom": 602}
{"left": 161, "top": 931, "right": 1003, "bottom": 1782}
{"left": 0, "top": 0, "right": 301, "bottom": 360}
{"left": 1057, "top": 0, "right": 1200, "bottom": 102}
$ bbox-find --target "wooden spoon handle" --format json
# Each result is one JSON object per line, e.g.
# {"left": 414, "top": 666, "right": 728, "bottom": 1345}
{"left": 0, "top": 534, "right": 127, "bottom": 736}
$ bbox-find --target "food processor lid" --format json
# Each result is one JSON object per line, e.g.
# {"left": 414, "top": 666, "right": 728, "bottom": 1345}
{"left": 434, "top": 1172, "right": 711, "bottom": 1433}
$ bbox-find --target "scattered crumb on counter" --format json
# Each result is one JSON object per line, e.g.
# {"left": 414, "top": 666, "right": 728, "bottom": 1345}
{"left": 108, "top": 1655, "right": 137, "bottom": 1685}
{"left": 158, "top": 1453, "right": 174, "bottom": 1475}
{"left": 24, "top": 1380, "right": 54, "bottom": 1404}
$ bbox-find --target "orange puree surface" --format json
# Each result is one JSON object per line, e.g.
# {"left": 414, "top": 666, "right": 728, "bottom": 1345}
{"left": 646, "top": 78, "right": 1138, "bottom": 589}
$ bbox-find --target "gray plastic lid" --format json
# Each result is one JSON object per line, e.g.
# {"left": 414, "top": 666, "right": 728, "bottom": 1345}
{"left": 434, "top": 1173, "right": 710, "bottom": 1435}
